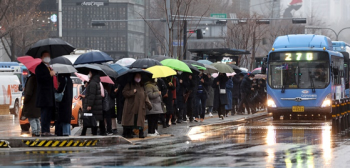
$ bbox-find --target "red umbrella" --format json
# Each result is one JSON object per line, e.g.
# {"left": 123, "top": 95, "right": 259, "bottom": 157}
{"left": 17, "top": 56, "right": 41, "bottom": 74}
{"left": 18, "top": 56, "right": 58, "bottom": 89}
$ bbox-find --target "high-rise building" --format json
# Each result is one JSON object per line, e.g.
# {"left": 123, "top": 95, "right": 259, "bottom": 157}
{"left": 38, "top": 0, "right": 150, "bottom": 60}
{"left": 232, "top": 0, "right": 250, "bottom": 15}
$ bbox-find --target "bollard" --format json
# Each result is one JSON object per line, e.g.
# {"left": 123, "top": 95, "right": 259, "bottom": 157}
{"left": 332, "top": 100, "right": 338, "bottom": 134}
{"left": 336, "top": 99, "right": 341, "bottom": 134}
{"left": 341, "top": 99, "right": 346, "bottom": 132}
{"left": 345, "top": 98, "right": 349, "bottom": 131}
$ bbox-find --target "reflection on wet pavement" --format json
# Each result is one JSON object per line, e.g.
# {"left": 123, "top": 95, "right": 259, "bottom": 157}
{"left": 0, "top": 117, "right": 346, "bottom": 167}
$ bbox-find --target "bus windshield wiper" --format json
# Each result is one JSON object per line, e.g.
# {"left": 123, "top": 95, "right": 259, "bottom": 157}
{"left": 309, "top": 71, "right": 316, "bottom": 93}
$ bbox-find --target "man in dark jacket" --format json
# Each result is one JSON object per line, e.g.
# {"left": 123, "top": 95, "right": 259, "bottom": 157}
{"left": 212, "top": 73, "right": 229, "bottom": 120}
{"left": 194, "top": 71, "right": 210, "bottom": 122}
{"left": 83, "top": 70, "right": 104, "bottom": 135}
{"left": 232, "top": 73, "right": 244, "bottom": 115}
{"left": 184, "top": 73, "right": 195, "bottom": 122}
{"left": 35, "top": 51, "right": 56, "bottom": 136}
{"left": 238, "top": 74, "right": 255, "bottom": 114}
{"left": 163, "top": 76, "right": 175, "bottom": 127}
{"left": 175, "top": 73, "right": 186, "bottom": 123}
{"left": 22, "top": 73, "right": 41, "bottom": 136}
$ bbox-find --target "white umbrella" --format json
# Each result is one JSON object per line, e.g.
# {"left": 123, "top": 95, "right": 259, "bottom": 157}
{"left": 116, "top": 58, "right": 136, "bottom": 67}
{"left": 52, "top": 64, "right": 77, "bottom": 74}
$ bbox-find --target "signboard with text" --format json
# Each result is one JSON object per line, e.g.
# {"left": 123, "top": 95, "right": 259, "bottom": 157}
{"left": 210, "top": 13, "right": 227, "bottom": 18}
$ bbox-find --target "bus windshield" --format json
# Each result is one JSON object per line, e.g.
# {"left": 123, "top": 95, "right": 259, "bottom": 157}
{"left": 268, "top": 51, "right": 330, "bottom": 89}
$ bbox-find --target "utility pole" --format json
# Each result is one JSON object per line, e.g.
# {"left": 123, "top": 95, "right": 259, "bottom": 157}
{"left": 165, "top": 0, "right": 170, "bottom": 56}
{"left": 183, "top": 20, "right": 187, "bottom": 60}
{"left": 58, "top": 0, "right": 62, "bottom": 37}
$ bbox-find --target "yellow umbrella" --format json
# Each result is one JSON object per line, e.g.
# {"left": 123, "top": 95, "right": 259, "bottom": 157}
{"left": 146, "top": 65, "right": 177, "bottom": 78}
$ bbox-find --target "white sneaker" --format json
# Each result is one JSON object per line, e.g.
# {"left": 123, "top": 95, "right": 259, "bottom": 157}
{"left": 155, "top": 130, "right": 160, "bottom": 135}
{"left": 209, "top": 113, "right": 213, "bottom": 117}
{"left": 148, "top": 133, "right": 159, "bottom": 137}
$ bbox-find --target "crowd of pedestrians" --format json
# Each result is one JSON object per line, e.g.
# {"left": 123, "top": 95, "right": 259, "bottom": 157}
{"left": 21, "top": 51, "right": 266, "bottom": 138}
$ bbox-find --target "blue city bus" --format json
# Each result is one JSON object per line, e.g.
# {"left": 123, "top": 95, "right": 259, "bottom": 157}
{"left": 332, "top": 41, "right": 350, "bottom": 97}
{"left": 264, "top": 34, "right": 344, "bottom": 120}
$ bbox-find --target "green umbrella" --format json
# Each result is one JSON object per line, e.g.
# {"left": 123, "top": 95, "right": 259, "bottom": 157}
{"left": 211, "top": 63, "right": 234, "bottom": 73}
{"left": 203, "top": 64, "right": 218, "bottom": 74}
{"left": 192, "top": 64, "right": 206, "bottom": 70}
{"left": 160, "top": 59, "right": 192, "bottom": 73}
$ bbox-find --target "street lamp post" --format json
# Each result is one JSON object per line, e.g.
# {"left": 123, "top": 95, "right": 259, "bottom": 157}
{"left": 305, "top": 27, "right": 350, "bottom": 41}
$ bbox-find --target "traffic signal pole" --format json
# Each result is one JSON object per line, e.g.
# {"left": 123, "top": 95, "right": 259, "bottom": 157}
{"left": 183, "top": 20, "right": 187, "bottom": 60}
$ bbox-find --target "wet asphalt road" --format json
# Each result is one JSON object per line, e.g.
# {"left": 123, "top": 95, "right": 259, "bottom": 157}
{"left": 1, "top": 115, "right": 350, "bottom": 167}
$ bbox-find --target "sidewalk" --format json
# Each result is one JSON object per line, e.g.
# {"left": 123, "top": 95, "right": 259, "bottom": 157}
{"left": 74, "top": 111, "right": 268, "bottom": 139}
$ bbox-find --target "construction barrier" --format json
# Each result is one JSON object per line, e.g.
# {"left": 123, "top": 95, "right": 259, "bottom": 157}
{"left": 22, "top": 139, "right": 99, "bottom": 147}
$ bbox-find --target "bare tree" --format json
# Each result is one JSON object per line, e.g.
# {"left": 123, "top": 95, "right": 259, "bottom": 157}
{"left": 0, "top": 0, "right": 45, "bottom": 61}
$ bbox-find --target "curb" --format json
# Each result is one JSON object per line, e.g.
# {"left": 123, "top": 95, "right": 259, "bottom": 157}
{"left": 187, "top": 112, "right": 268, "bottom": 135}
{"left": 0, "top": 135, "right": 131, "bottom": 148}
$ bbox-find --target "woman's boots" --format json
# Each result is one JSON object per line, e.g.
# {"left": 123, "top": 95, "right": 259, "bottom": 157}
{"left": 122, "top": 128, "right": 133, "bottom": 138}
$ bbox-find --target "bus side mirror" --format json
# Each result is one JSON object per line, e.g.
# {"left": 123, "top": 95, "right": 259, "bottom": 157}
{"left": 261, "top": 57, "right": 267, "bottom": 74}
{"left": 19, "top": 84, "right": 23, "bottom": 92}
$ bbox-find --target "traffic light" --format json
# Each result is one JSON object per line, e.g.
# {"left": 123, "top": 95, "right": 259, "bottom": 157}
{"left": 196, "top": 29, "right": 203, "bottom": 39}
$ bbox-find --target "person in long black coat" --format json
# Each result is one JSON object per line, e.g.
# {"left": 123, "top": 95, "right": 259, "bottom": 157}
{"left": 22, "top": 73, "right": 41, "bottom": 136}
{"left": 35, "top": 51, "right": 56, "bottom": 136}
{"left": 157, "top": 78, "right": 167, "bottom": 128}
{"left": 232, "top": 73, "right": 244, "bottom": 115}
{"left": 175, "top": 73, "right": 186, "bottom": 123}
{"left": 212, "top": 73, "right": 229, "bottom": 120}
{"left": 163, "top": 76, "right": 175, "bottom": 127}
{"left": 238, "top": 74, "right": 255, "bottom": 114}
{"left": 116, "top": 83, "right": 125, "bottom": 125}
{"left": 83, "top": 70, "right": 104, "bottom": 135}
{"left": 183, "top": 73, "right": 195, "bottom": 122}
{"left": 55, "top": 74, "right": 73, "bottom": 136}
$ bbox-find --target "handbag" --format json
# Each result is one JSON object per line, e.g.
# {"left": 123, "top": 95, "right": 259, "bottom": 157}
{"left": 55, "top": 77, "right": 67, "bottom": 102}
{"left": 219, "top": 85, "right": 226, "bottom": 94}
{"left": 82, "top": 110, "right": 97, "bottom": 127}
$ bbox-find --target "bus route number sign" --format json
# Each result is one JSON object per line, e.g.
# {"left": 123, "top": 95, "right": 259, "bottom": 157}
{"left": 284, "top": 53, "right": 314, "bottom": 61}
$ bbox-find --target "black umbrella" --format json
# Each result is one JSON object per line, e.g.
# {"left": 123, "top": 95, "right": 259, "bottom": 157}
{"left": 74, "top": 51, "right": 113, "bottom": 65}
{"left": 74, "top": 64, "right": 107, "bottom": 76}
{"left": 185, "top": 63, "right": 200, "bottom": 76}
{"left": 50, "top": 57, "right": 72, "bottom": 65}
{"left": 92, "top": 64, "right": 118, "bottom": 79}
{"left": 183, "top": 60, "right": 205, "bottom": 67}
{"left": 117, "top": 69, "right": 153, "bottom": 86}
{"left": 129, "top": 58, "right": 161, "bottom": 69}
{"left": 151, "top": 55, "right": 171, "bottom": 62}
{"left": 227, "top": 64, "right": 242, "bottom": 73}
{"left": 26, "top": 38, "right": 75, "bottom": 58}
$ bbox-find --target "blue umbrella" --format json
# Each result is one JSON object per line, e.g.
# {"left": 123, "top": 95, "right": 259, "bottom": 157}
{"left": 108, "top": 63, "right": 129, "bottom": 74}
{"left": 197, "top": 60, "right": 213, "bottom": 65}
{"left": 73, "top": 51, "right": 113, "bottom": 65}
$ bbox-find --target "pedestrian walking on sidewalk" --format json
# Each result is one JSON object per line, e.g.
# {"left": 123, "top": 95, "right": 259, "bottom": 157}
{"left": 55, "top": 73, "right": 73, "bottom": 136}
{"left": 194, "top": 71, "right": 210, "bottom": 122}
{"left": 238, "top": 74, "right": 256, "bottom": 114}
{"left": 225, "top": 76, "right": 234, "bottom": 117}
{"left": 122, "top": 73, "right": 149, "bottom": 138}
{"left": 22, "top": 72, "right": 41, "bottom": 137}
{"left": 35, "top": 51, "right": 56, "bottom": 136}
{"left": 184, "top": 74, "right": 195, "bottom": 122}
{"left": 206, "top": 74, "right": 214, "bottom": 117}
{"left": 212, "top": 73, "right": 229, "bottom": 120}
{"left": 232, "top": 73, "right": 244, "bottom": 115}
{"left": 145, "top": 79, "right": 163, "bottom": 136}
{"left": 163, "top": 76, "right": 175, "bottom": 127}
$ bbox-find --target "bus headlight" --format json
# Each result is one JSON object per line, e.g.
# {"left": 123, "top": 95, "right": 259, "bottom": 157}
{"left": 267, "top": 99, "right": 277, "bottom": 107}
{"left": 321, "top": 94, "right": 332, "bottom": 108}
{"left": 321, "top": 99, "right": 331, "bottom": 107}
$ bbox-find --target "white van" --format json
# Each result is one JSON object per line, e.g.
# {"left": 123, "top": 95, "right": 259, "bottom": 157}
{"left": 0, "top": 69, "right": 23, "bottom": 116}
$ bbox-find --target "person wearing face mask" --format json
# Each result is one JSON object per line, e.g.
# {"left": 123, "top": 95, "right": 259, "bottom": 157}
{"left": 35, "top": 51, "right": 56, "bottom": 136}
{"left": 238, "top": 73, "right": 256, "bottom": 115}
{"left": 83, "top": 70, "right": 104, "bottom": 135}
{"left": 122, "top": 73, "right": 149, "bottom": 138}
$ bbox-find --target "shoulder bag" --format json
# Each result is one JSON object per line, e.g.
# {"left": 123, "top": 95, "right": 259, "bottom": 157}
{"left": 55, "top": 77, "right": 67, "bottom": 102}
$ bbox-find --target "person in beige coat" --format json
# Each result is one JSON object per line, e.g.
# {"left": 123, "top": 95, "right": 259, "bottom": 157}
{"left": 122, "top": 73, "right": 151, "bottom": 138}
{"left": 144, "top": 79, "right": 163, "bottom": 136}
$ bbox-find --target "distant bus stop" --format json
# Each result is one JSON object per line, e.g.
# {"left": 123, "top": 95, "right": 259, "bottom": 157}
{"left": 188, "top": 48, "right": 250, "bottom": 65}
